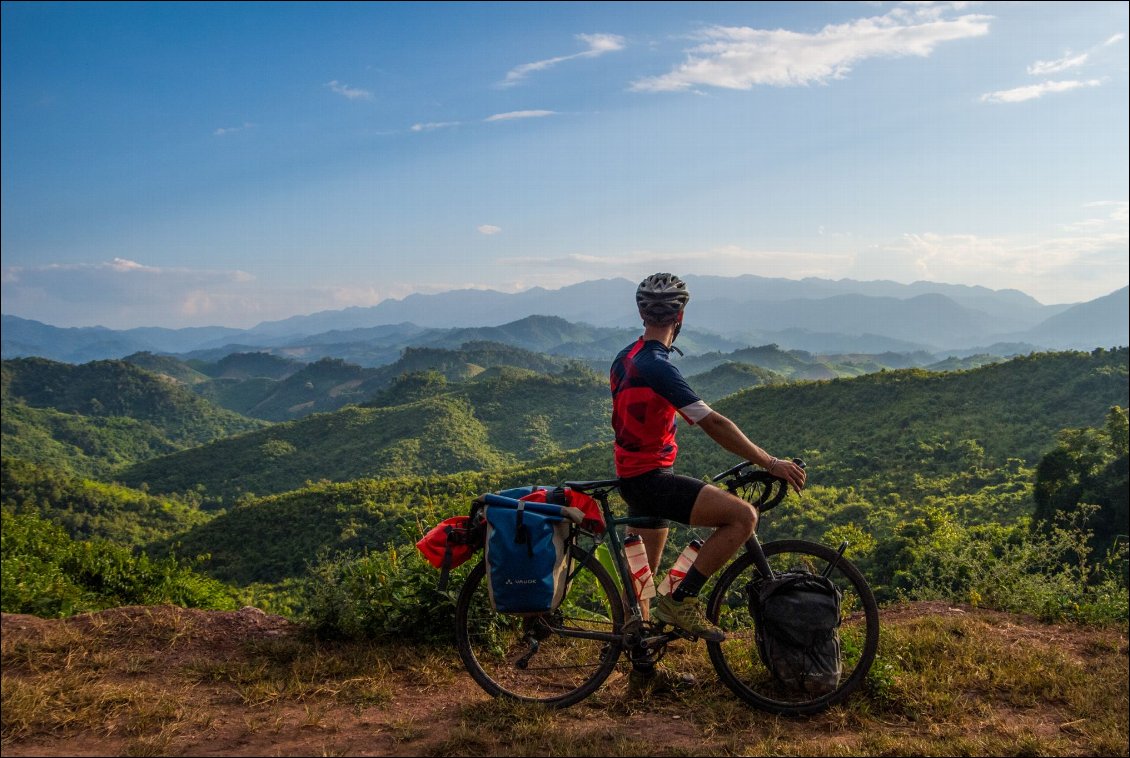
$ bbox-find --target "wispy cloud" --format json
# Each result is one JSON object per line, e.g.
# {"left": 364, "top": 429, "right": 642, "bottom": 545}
{"left": 484, "top": 110, "right": 556, "bottom": 122}
{"left": 325, "top": 80, "right": 373, "bottom": 100}
{"left": 630, "top": 4, "right": 990, "bottom": 92}
{"left": 980, "top": 79, "right": 1101, "bottom": 104}
{"left": 0, "top": 258, "right": 443, "bottom": 329}
{"left": 477, "top": 225, "right": 502, "bottom": 235}
{"left": 868, "top": 202, "right": 1129, "bottom": 302}
{"left": 410, "top": 121, "right": 461, "bottom": 132}
{"left": 1026, "top": 33, "right": 1127, "bottom": 75}
{"left": 213, "top": 122, "right": 254, "bottom": 137}
{"left": 501, "top": 33, "right": 626, "bottom": 87}
{"left": 0, "top": 259, "right": 261, "bottom": 328}
{"left": 1027, "top": 52, "right": 1089, "bottom": 75}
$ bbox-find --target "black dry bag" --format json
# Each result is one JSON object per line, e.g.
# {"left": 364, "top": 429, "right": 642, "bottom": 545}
{"left": 749, "top": 569, "right": 843, "bottom": 696}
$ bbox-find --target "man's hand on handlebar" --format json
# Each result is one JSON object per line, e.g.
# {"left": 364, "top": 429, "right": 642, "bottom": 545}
{"left": 766, "top": 457, "right": 806, "bottom": 493}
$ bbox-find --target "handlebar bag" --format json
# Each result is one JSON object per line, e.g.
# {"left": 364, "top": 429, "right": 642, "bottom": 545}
{"left": 483, "top": 491, "right": 582, "bottom": 614}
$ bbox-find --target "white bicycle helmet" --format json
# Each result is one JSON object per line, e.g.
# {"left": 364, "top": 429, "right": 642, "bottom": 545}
{"left": 636, "top": 273, "right": 690, "bottom": 326}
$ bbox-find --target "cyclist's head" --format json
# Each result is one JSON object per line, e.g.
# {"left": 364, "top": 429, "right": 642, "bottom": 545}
{"left": 636, "top": 272, "right": 690, "bottom": 327}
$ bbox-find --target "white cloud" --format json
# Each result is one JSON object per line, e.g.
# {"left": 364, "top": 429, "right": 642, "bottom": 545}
{"left": 979, "top": 79, "right": 1101, "bottom": 104}
{"left": 1027, "top": 52, "right": 1089, "bottom": 75}
{"left": 213, "top": 122, "right": 254, "bottom": 137}
{"left": 501, "top": 33, "right": 626, "bottom": 87}
{"left": 410, "top": 121, "right": 461, "bottom": 132}
{"left": 484, "top": 110, "right": 556, "bottom": 122}
{"left": 0, "top": 259, "right": 262, "bottom": 328}
{"left": 325, "top": 80, "right": 373, "bottom": 100}
{"left": 477, "top": 225, "right": 502, "bottom": 235}
{"left": 1026, "top": 33, "right": 1126, "bottom": 75}
{"left": 630, "top": 5, "right": 991, "bottom": 92}
{"left": 860, "top": 202, "right": 1129, "bottom": 303}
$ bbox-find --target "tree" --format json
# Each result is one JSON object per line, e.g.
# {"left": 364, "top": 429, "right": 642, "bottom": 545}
{"left": 1034, "top": 406, "right": 1129, "bottom": 558}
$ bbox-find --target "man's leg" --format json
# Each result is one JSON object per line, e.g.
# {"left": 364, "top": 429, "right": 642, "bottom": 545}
{"left": 630, "top": 526, "right": 668, "bottom": 621}
{"left": 685, "top": 485, "right": 758, "bottom": 575}
{"left": 652, "top": 485, "right": 756, "bottom": 641}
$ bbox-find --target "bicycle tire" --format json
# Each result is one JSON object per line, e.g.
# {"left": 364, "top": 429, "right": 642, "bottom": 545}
{"left": 456, "top": 542, "right": 625, "bottom": 707}
{"left": 705, "top": 539, "right": 879, "bottom": 716}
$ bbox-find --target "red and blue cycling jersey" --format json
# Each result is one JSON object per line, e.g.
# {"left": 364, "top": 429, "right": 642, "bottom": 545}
{"left": 610, "top": 338, "right": 713, "bottom": 478}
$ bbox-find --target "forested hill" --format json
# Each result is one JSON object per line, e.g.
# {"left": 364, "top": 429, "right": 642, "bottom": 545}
{"left": 0, "top": 357, "right": 266, "bottom": 476}
{"left": 673, "top": 348, "right": 1129, "bottom": 492}
{"left": 150, "top": 342, "right": 580, "bottom": 422}
{"left": 118, "top": 367, "right": 611, "bottom": 501}
{"left": 115, "top": 349, "right": 1127, "bottom": 507}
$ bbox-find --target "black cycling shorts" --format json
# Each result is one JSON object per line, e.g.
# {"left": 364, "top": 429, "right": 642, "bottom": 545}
{"left": 618, "top": 468, "right": 707, "bottom": 529}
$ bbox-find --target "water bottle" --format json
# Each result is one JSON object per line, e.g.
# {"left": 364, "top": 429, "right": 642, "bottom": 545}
{"left": 623, "top": 534, "right": 656, "bottom": 600}
{"left": 657, "top": 539, "right": 704, "bottom": 596}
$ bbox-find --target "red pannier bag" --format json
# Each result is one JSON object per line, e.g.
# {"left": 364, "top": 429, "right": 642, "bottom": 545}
{"left": 519, "top": 486, "right": 605, "bottom": 535}
{"left": 416, "top": 506, "right": 486, "bottom": 590}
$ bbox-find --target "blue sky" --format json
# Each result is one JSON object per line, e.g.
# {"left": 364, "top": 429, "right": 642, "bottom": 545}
{"left": 2, "top": 1, "right": 1127, "bottom": 329}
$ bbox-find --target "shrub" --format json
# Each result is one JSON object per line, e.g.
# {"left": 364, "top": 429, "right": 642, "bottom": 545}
{"left": 1, "top": 510, "right": 236, "bottom": 617}
{"left": 303, "top": 543, "right": 467, "bottom": 643}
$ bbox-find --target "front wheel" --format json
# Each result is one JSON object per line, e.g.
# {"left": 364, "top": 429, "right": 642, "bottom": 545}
{"left": 455, "top": 543, "right": 625, "bottom": 707}
{"left": 705, "top": 539, "right": 879, "bottom": 715}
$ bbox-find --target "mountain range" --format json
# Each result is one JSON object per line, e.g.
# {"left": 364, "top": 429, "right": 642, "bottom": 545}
{"left": 4, "top": 276, "right": 1125, "bottom": 364}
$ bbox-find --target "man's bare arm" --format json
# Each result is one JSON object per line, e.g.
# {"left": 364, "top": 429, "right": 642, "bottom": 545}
{"left": 696, "top": 412, "right": 806, "bottom": 491}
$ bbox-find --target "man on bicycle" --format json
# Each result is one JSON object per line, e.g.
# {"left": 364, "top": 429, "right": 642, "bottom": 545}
{"left": 611, "top": 273, "right": 806, "bottom": 689}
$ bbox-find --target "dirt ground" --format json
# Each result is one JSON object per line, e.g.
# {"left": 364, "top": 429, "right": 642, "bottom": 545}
{"left": 1, "top": 602, "right": 1126, "bottom": 757}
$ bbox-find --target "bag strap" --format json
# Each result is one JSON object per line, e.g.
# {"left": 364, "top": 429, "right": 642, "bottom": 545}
{"left": 437, "top": 524, "right": 456, "bottom": 591}
{"left": 513, "top": 502, "right": 534, "bottom": 557}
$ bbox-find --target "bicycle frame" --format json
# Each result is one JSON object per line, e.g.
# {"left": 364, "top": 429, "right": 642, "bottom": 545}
{"left": 571, "top": 483, "right": 777, "bottom": 628}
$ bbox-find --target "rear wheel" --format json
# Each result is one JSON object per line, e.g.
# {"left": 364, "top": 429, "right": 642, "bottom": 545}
{"left": 705, "top": 539, "right": 879, "bottom": 715}
{"left": 455, "top": 543, "right": 625, "bottom": 707}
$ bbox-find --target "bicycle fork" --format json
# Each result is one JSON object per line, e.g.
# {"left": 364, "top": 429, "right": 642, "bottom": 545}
{"left": 744, "top": 534, "right": 851, "bottom": 579}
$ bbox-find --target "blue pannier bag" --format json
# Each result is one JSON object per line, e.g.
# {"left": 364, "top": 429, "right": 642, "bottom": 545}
{"left": 483, "top": 488, "right": 583, "bottom": 614}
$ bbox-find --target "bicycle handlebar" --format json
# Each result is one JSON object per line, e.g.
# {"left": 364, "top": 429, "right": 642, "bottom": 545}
{"left": 712, "top": 457, "right": 806, "bottom": 512}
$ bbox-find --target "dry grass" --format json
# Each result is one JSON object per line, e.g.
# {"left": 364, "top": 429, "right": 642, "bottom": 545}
{"left": 1, "top": 604, "right": 1126, "bottom": 757}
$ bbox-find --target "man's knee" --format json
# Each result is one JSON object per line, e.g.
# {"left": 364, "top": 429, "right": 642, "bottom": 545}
{"left": 691, "top": 486, "right": 758, "bottom": 534}
{"left": 731, "top": 494, "right": 757, "bottom": 535}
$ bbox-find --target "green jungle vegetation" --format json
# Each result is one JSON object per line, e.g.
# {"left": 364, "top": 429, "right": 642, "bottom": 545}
{"left": 139, "top": 339, "right": 954, "bottom": 425}
{"left": 1, "top": 346, "right": 1126, "bottom": 641}
{"left": 1, "top": 357, "right": 266, "bottom": 477}
{"left": 1, "top": 509, "right": 235, "bottom": 618}
{"left": 120, "top": 351, "right": 213, "bottom": 385}
{"left": 682, "top": 361, "right": 785, "bottom": 402}
{"left": 0, "top": 457, "right": 210, "bottom": 545}
{"left": 118, "top": 364, "right": 612, "bottom": 500}
{"left": 121, "top": 348, "right": 1129, "bottom": 507}
{"left": 193, "top": 350, "right": 303, "bottom": 380}
{"left": 171, "top": 342, "right": 580, "bottom": 422}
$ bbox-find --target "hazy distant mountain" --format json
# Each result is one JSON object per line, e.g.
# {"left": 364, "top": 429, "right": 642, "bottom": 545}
{"left": 4, "top": 277, "right": 1123, "bottom": 364}
{"left": 1014, "top": 287, "right": 1128, "bottom": 349}
{"left": 1, "top": 315, "right": 242, "bottom": 362}
{"left": 2, "top": 316, "right": 156, "bottom": 363}
{"left": 239, "top": 275, "right": 1068, "bottom": 337}
{"left": 233, "top": 275, "right": 1092, "bottom": 351}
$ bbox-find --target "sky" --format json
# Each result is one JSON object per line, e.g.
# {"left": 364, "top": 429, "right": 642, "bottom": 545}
{"left": 2, "top": 1, "right": 1128, "bottom": 330}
